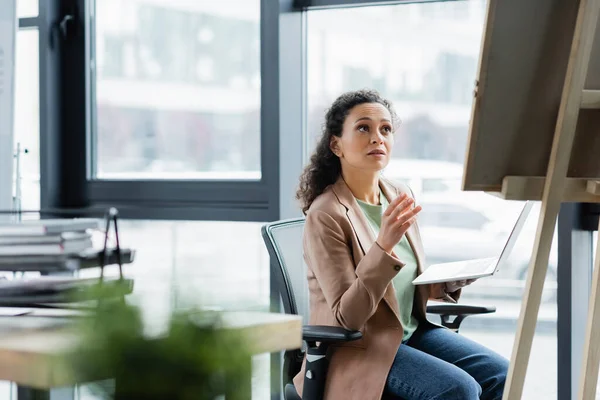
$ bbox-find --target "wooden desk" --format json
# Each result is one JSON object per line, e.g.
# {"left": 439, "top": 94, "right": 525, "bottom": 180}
{"left": 0, "top": 309, "right": 302, "bottom": 400}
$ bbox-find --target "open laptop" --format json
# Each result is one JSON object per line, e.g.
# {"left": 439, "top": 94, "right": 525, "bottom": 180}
{"left": 412, "top": 201, "right": 534, "bottom": 285}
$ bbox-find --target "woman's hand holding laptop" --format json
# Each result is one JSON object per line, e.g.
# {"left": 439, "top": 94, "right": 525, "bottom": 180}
{"left": 445, "top": 279, "right": 477, "bottom": 293}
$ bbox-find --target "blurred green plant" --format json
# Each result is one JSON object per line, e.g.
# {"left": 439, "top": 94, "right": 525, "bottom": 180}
{"left": 66, "top": 285, "right": 252, "bottom": 400}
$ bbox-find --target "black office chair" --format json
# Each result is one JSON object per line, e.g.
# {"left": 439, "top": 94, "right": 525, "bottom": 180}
{"left": 261, "top": 218, "right": 496, "bottom": 400}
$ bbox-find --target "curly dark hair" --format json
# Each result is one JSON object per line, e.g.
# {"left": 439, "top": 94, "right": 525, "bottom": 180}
{"left": 296, "top": 89, "right": 399, "bottom": 214}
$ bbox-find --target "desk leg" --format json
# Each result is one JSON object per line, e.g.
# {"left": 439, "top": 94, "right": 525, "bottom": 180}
{"left": 17, "top": 386, "right": 74, "bottom": 400}
{"left": 225, "top": 356, "right": 252, "bottom": 400}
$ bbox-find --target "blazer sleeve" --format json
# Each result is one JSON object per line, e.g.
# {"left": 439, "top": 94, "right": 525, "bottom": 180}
{"left": 304, "top": 209, "right": 404, "bottom": 331}
{"left": 394, "top": 180, "right": 462, "bottom": 304}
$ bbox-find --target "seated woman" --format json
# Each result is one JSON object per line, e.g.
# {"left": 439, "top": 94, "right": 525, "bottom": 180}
{"left": 294, "top": 89, "right": 508, "bottom": 400}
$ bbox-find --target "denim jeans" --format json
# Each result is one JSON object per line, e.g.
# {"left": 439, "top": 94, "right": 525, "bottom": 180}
{"left": 384, "top": 324, "right": 508, "bottom": 400}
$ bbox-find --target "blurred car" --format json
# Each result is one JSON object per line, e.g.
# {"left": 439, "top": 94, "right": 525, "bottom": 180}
{"left": 416, "top": 193, "right": 558, "bottom": 302}
{"left": 382, "top": 159, "right": 558, "bottom": 302}
{"left": 383, "top": 158, "right": 464, "bottom": 198}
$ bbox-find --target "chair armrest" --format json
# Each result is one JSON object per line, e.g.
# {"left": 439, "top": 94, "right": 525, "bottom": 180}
{"left": 426, "top": 304, "right": 496, "bottom": 331}
{"left": 426, "top": 304, "right": 496, "bottom": 316}
{"left": 303, "top": 325, "right": 362, "bottom": 344}
{"left": 300, "top": 326, "right": 361, "bottom": 400}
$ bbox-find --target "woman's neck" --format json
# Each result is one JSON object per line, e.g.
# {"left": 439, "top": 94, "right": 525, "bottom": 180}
{"left": 341, "top": 169, "right": 380, "bottom": 205}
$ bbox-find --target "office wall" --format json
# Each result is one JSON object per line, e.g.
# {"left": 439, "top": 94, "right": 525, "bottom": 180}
{"left": 0, "top": 1, "right": 16, "bottom": 216}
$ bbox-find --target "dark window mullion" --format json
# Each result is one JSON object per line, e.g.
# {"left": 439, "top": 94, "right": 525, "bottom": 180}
{"left": 88, "top": 180, "right": 270, "bottom": 204}
{"left": 18, "top": 17, "right": 40, "bottom": 28}
{"left": 39, "top": 0, "right": 63, "bottom": 211}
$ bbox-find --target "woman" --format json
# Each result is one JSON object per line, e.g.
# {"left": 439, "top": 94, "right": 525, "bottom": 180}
{"left": 294, "top": 89, "right": 508, "bottom": 400}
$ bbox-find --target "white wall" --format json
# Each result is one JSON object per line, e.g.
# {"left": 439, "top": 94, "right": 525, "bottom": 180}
{"left": 0, "top": 0, "right": 16, "bottom": 217}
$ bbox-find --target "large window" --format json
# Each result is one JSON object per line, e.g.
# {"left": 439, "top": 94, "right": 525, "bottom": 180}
{"left": 93, "top": 0, "right": 261, "bottom": 180}
{"left": 82, "top": 0, "right": 278, "bottom": 221}
{"left": 305, "top": 2, "right": 557, "bottom": 397}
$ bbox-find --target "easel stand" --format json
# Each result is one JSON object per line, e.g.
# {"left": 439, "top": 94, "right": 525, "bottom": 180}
{"left": 501, "top": 0, "right": 600, "bottom": 399}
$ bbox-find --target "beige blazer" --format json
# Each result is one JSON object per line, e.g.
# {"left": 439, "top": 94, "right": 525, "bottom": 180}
{"left": 293, "top": 177, "right": 461, "bottom": 400}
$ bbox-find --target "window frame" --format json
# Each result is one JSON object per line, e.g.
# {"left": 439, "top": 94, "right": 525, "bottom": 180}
{"left": 43, "top": 0, "right": 280, "bottom": 222}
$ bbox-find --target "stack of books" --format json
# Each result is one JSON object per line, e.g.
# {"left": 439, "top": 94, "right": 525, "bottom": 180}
{"left": 0, "top": 218, "right": 98, "bottom": 257}
{"left": 0, "top": 218, "right": 135, "bottom": 271}
{"left": 0, "top": 218, "right": 136, "bottom": 306}
{"left": 0, "top": 219, "right": 97, "bottom": 257}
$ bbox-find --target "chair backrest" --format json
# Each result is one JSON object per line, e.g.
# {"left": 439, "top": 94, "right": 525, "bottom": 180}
{"left": 261, "top": 218, "right": 310, "bottom": 324}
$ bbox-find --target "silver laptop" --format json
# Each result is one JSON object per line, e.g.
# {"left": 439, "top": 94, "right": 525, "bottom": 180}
{"left": 412, "top": 201, "right": 534, "bottom": 285}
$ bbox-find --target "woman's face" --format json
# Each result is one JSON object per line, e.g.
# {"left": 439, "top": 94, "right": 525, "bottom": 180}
{"left": 330, "top": 102, "right": 394, "bottom": 173}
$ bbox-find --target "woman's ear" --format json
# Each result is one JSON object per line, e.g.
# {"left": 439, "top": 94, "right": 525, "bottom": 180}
{"left": 330, "top": 137, "right": 341, "bottom": 157}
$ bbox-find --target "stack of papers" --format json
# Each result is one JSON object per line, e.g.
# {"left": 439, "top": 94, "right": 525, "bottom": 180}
{"left": 0, "top": 218, "right": 99, "bottom": 258}
{"left": 0, "top": 276, "right": 134, "bottom": 306}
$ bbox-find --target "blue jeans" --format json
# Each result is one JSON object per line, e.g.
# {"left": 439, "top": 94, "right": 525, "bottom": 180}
{"left": 384, "top": 324, "right": 508, "bottom": 400}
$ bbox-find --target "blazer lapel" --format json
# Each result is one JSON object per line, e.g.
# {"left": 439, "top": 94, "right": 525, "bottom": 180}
{"left": 333, "top": 177, "right": 402, "bottom": 322}
{"left": 405, "top": 225, "right": 426, "bottom": 274}
{"left": 380, "top": 179, "right": 426, "bottom": 273}
{"left": 332, "top": 178, "right": 376, "bottom": 257}
{"left": 380, "top": 179, "right": 431, "bottom": 319}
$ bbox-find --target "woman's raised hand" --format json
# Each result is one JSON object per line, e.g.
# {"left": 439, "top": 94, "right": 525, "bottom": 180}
{"left": 376, "top": 193, "right": 422, "bottom": 254}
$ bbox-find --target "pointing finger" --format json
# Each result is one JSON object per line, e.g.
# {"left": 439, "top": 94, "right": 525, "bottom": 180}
{"left": 384, "top": 194, "right": 407, "bottom": 216}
